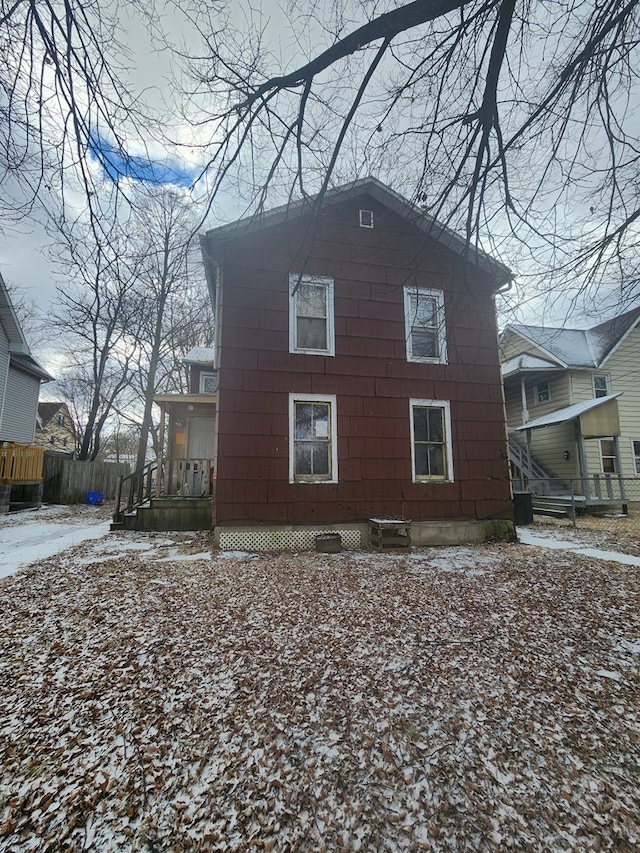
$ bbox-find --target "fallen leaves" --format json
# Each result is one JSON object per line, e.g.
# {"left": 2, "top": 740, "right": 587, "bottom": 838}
{"left": 0, "top": 535, "right": 638, "bottom": 851}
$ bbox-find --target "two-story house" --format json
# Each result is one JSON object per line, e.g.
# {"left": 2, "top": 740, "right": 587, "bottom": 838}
{"left": 199, "top": 178, "right": 514, "bottom": 550}
{"left": 501, "top": 308, "right": 640, "bottom": 507}
{"left": 0, "top": 271, "right": 53, "bottom": 512}
{"left": 35, "top": 402, "right": 77, "bottom": 454}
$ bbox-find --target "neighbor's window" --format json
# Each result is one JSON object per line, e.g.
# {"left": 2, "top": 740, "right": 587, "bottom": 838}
{"left": 403, "top": 287, "right": 447, "bottom": 364}
{"left": 409, "top": 399, "right": 454, "bottom": 482}
{"left": 633, "top": 440, "right": 640, "bottom": 475}
{"left": 199, "top": 372, "right": 218, "bottom": 394}
{"left": 599, "top": 438, "right": 617, "bottom": 474}
{"left": 289, "top": 275, "right": 335, "bottom": 356}
{"left": 289, "top": 394, "right": 338, "bottom": 483}
{"left": 593, "top": 374, "right": 610, "bottom": 398}
{"left": 57, "top": 413, "right": 65, "bottom": 426}
{"left": 534, "top": 380, "right": 551, "bottom": 404}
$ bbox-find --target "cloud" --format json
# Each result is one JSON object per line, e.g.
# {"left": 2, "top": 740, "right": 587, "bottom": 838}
{"left": 89, "top": 134, "right": 197, "bottom": 188}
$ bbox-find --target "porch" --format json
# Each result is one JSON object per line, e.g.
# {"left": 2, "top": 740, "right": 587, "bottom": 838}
{"left": 112, "top": 389, "right": 217, "bottom": 531}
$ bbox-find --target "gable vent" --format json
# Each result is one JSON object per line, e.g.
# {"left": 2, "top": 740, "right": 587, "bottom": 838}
{"left": 359, "top": 209, "right": 374, "bottom": 228}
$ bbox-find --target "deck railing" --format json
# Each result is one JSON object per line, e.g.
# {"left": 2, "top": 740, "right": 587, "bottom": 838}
{"left": 0, "top": 443, "right": 44, "bottom": 483}
{"left": 113, "top": 457, "right": 213, "bottom": 523}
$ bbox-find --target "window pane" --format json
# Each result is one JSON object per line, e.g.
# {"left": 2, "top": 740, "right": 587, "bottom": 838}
{"left": 312, "top": 405, "right": 329, "bottom": 437}
{"left": 601, "top": 439, "right": 615, "bottom": 456}
{"left": 295, "top": 404, "right": 312, "bottom": 439}
{"left": 295, "top": 444, "right": 312, "bottom": 474}
{"left": 312, "top": 441, "right": 330, "bottom": 475}
{"left": 411, "top": 293, "right": 437, "bottom": 324}
{"left": 297, "top": 283, "right": 326, "bottom": 317}
{"left": 634, "top": 441, "right": 640, "bottom": 474}
{"left": 297, "top": 317, "right": 327, "bottom": 350}
{"left": 428, "top": 445, "right": 444, "bottom": 476}
{"left": 428, "top": 409, "right": 444, "bottom": 442}
{"left": 411, "top": 330, "right": 438, "bottom": 359}
{"left": 415, "top": 444, "right": 429, "bottom": 475}
{"left": 413, "top": 407, "right": 429, "bottom": 441}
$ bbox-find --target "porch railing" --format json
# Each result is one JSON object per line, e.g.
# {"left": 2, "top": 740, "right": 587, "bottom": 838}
{"left": 512, "top": 473, "right": 626, "bottom": 503}
{"left": 113, "top": 457, "right": 214, "bottom": 523}
{"left": 0, "top": 443, "right": 44, "bottom": 483}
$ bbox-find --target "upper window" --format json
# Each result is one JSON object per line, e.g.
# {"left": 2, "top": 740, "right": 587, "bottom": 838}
{"left": 199, "top": 372, "right": 218, "bottom": 394}
{"left": 593, "top": 374, "right": 610, "bottom": 398}
{"left": 289, "top": 394, "right": 338, "bottom": 483}
{"left": 632, "top": 440, "right": 640, "bottom": 476}
{"left": 359, "top": 209, "right": 374, "bottom": 228}
{"left": 409, "top": 399, "right": 454, "bottom": 482}
{"left": 403, "top": 287, "right": 447, "bottom": 364}
{"left": 289, "top": 275, "right": 335, "bottom": 356}
{"left": 57, "top": 413, "right": 65, "bottom": 426}
{"left": 534, "top": 380, "right": 551, "bottom": 405}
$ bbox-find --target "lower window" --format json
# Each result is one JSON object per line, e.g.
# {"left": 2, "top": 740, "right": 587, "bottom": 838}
{"left": 410, "top": 399, "right": 454, "bottom": 482}
{"left": 632, "top": 440, "right": 640, "bottom": 475}
{"left": 289, "top": 394, "right": 338, "bottom": 483}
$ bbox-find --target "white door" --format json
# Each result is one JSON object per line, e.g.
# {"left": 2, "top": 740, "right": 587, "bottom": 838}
{"left": 183, "top": 418, "right": 215, "bottom": 495}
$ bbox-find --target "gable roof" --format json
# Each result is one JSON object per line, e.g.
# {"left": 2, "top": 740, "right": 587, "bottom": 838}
{"left": 0, "top": 271, "right": 53, "bottom": 381}
{"left": 201, "top": 177, "right": 513, "bottom": 288}
{"left": 505, "top": 305, "right": 640, "bottom": 369}
{"left": 0, "top": 270, "right": 29, "bottom": 351}
{"left": 38, "top": 402, "right": 67, "bottom": 427}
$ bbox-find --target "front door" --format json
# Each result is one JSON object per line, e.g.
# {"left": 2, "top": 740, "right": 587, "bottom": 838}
{"left": 181, "top": 418, "right": 215, "bottom": 495}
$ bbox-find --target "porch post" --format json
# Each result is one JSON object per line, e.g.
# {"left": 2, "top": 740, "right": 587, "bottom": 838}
{"left": 157, "top": 403, "right": 166, "bottom": 497}
{"left": 520, "top": 375, "right": 529, "bottom": 424}
{"left": 574, "top": 420, "right": 590, "bottom": 500}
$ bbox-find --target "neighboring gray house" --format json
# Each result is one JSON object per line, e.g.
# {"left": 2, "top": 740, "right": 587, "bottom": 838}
{"left": 0, "top": 271, "right": 52, "bottom": 511}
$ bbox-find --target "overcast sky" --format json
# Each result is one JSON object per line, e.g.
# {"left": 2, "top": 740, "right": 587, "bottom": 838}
{"left": 2, "top": 0, "right": 637, "bottom": 367}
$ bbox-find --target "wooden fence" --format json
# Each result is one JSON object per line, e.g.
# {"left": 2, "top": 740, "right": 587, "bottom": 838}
{"left": 42, "top": 454, "right": 131, "bottom": 504}
{"left": 0, "top": 443, "right": 44, "bottom": 483}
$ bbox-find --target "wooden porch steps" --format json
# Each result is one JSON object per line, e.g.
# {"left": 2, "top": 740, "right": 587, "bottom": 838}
{"left": 113, "top": 495, "right": 212, "bottom": 532}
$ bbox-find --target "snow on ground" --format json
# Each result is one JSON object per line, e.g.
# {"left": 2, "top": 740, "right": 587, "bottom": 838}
{"left": 0, "top": 523, "right": 638, "bottom": 851}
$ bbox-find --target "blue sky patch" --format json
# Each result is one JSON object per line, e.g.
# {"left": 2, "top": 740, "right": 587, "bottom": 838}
{"left": 89, "top": 135, "right": 196, "bottom": 188}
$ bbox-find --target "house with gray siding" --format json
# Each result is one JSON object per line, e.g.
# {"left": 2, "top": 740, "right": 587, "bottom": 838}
{"left": 0, "top": 271, "right": 52, "bottom": 511}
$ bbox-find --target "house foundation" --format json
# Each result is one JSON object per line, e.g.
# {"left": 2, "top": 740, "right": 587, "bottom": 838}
{"left": 213, "top": 519, "right": 516, "bottom": 552}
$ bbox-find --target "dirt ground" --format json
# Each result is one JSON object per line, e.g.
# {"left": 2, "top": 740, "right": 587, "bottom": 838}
{"left": 0, "top": 517, "right": 638, "bottom": 851}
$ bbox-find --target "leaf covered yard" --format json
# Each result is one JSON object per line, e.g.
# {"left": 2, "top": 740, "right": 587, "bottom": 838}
{"left": 0, "top": 535, "right": 638, "bottom": 851}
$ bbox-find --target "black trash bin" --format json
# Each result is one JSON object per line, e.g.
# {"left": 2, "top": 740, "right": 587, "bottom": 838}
{"left": 513, "top": 491, "right": 533, "bottom": 526}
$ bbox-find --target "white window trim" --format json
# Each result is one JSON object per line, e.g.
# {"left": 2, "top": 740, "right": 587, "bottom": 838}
{"left": 631, "top": 439, "right": 640, "bottom": 476}
{"left": 199, "top": 372, "right": 217, "bottom": 393}
{"left": 592, "top": 373, "right": 610, "bottom": 398}
{"left": 403, "top": 287, "right": 447, "bottom": 364}
{"left": 289, "top": 393, "right": 338, "bottom": 484}
{"left": 289, "top": 274, "right": 335, "bottom": 356}
{"left": 534, "top": 380, "right": 551, "bottom": 405}
{"left": 409, "top": 398, "right": 454, "bottom": 483}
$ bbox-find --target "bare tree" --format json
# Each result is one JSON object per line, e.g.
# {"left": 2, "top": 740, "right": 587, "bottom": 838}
{"left": 121, "top": 188, "right": 210, "bottom": 472}
{"left": 46, "top": 226, "right": 139, "bottom": 460}
{"left": 181, "top": 0, "right": 640, "bottom": 310}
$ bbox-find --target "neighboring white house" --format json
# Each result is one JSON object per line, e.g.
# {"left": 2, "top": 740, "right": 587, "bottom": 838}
{"left": 501, "top": 307, "right": 640, "bottom": 503}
